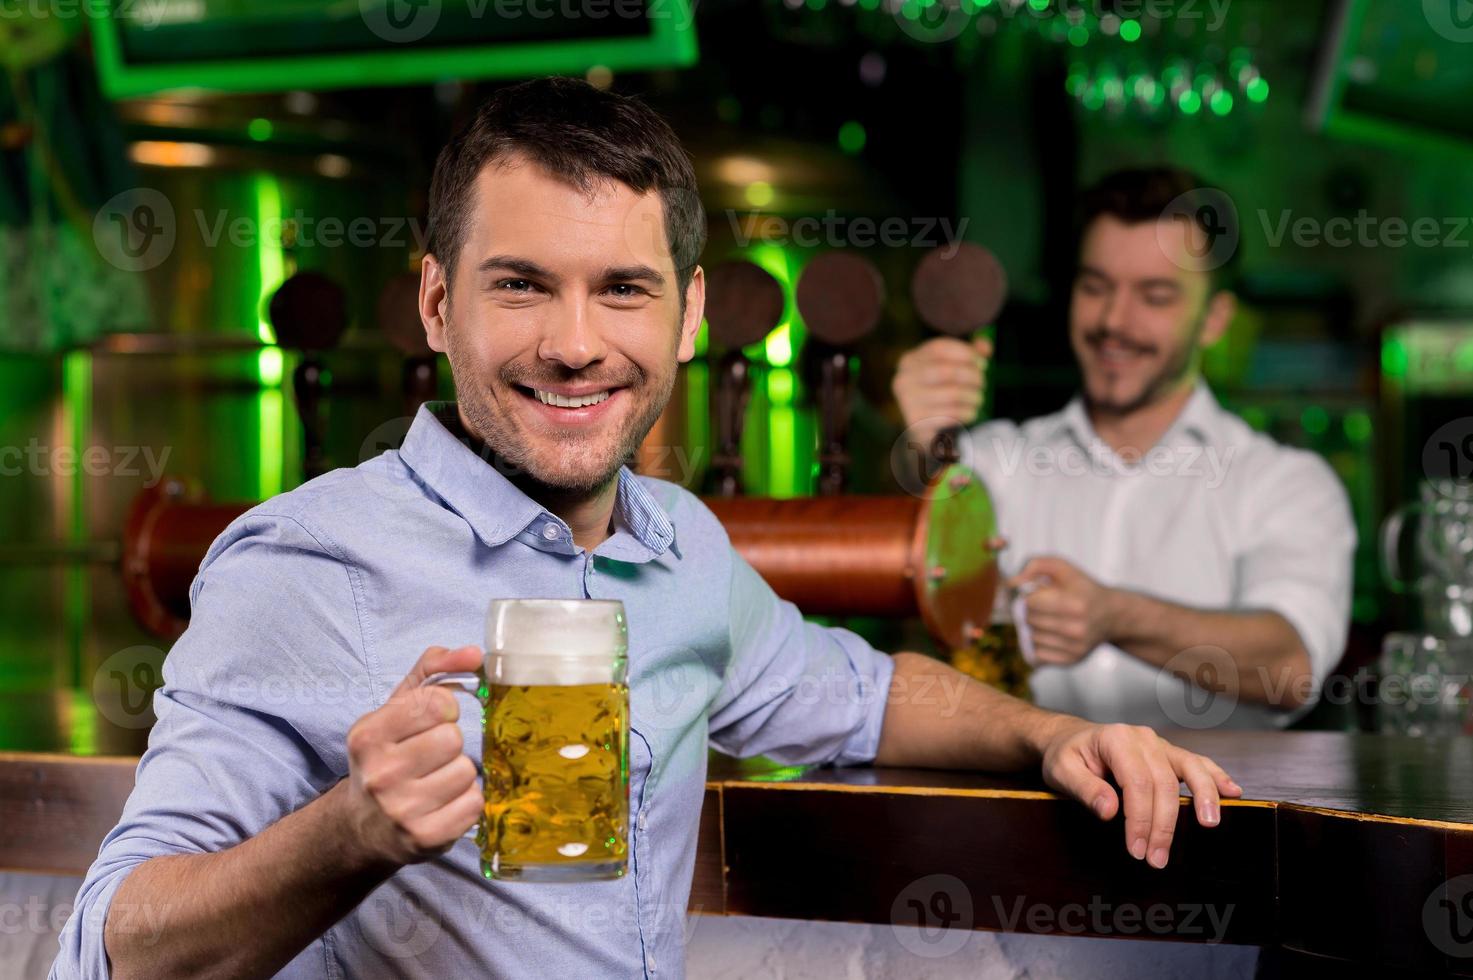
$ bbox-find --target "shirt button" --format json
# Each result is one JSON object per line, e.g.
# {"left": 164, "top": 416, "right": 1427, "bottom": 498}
{"left": 541, "top": 524, "right": 560, "bottom": 541}
{"left": 637, "top": 809, "right": 647, "bottom": 831}
{"left": 646, "top": 955, "right": 656, "bottom": 972}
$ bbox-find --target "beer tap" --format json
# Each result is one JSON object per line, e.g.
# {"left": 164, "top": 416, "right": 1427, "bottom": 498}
{"left": 794, "top": 251, "right": 885, "bottom": 496}
{"left": 267, "top": 271, "right": 349, "bottom": 481}
{"left": 702, "top": 260, "right": 785, "bottom": 497}
{"left": 376, "top": 270, "right": 438, "bottom": 418}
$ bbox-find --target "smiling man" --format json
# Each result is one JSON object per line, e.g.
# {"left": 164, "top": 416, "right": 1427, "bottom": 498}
{"left": 57, "top": 87, "right": 1239, "bottom": 980}
{"left": 894, "top": 168, "right": 1356, "bottom": 729}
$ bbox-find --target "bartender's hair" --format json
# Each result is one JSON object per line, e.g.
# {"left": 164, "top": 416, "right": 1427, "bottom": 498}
{"left": 1076, "top": 166, "right": 1240, "bottom": 290}
{"left": 426, "top": 76, "right": 706, "bottom": 298}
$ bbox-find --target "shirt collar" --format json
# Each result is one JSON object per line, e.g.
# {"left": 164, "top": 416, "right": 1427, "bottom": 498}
{"left": 1052, "top": 381, "right": 1222, "bottom": 449}
{"left": 394, "top": 401, "right": 676, "bottom": 562}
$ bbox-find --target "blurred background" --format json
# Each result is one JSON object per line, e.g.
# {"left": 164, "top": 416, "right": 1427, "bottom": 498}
{"left": 1, "top": 0, "right": 1471, "bottom": 756}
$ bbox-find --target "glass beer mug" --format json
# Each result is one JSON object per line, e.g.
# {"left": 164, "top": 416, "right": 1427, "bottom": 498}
{"left": 424, "top": 599, "right": 630, "bottom": 882}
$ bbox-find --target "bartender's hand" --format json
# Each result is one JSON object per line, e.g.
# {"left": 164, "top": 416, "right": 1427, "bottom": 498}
{"left": 892, "top": 335, "right": 992, "bottom": 449}
{"left": 342, "top": 644, "right": 484, "bottom": 867}
{"left": 1010, "top": 555, "right": 1118, "bottom": 665}
{"left": 1037, "top": 715, "right": 1242, "bottom": 868}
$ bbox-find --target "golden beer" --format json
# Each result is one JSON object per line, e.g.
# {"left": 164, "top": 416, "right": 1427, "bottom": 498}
{"left": 951, "top": 622, "right": 1032, "bottom": 700}
{"left": 424, "top": 599, "right": 630, "bottom": 883}
{"left": 479, "top": 679, "right": 629, "bottom": 880}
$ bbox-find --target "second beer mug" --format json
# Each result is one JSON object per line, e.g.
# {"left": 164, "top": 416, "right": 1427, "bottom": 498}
{"left": 424, "top": 598, "right": 630, "bottom": 882}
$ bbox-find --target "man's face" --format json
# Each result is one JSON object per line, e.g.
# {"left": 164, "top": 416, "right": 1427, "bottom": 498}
{"left": 421, "top": 156, "right": 704, "bottom": 493}
{"left": 1068, "top": 215, "right": 1229, "bottom": 415}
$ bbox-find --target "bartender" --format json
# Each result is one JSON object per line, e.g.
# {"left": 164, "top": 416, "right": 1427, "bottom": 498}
{"left": 893, "top": 167, "right": 1356, "bottom": 729}
{"left": 55, "top": 88, "right": 1239, "bottom": 979}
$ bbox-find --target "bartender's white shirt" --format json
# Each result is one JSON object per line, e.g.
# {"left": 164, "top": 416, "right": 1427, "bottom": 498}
{"left": 961, "top": 384, "right": 1356, "bottom": 729}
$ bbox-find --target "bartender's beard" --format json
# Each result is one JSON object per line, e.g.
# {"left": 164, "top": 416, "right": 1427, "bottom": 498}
{"left": 444, "top": 324, "right": 677, "bottom": 497}
{"left": 1082, "top": 317, "right": 1203, "bottom": 420}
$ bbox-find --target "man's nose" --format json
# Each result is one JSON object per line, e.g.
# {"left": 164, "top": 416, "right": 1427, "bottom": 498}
{"left": 537, "top": 300, "right": 607, "bottom": 370}
{"left": 1098, "top": 289, "right": 1130, "bottom": 332}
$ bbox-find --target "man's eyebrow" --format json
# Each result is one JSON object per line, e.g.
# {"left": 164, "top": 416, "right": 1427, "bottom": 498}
{"left": 1134, "top": 277, "right": 1182, "bottom": 291}
{"left": 476, "top": 255, "right": 557, "bottom": 281}
{"left": 600, "top": 264, "right": 667, "bottom": 288}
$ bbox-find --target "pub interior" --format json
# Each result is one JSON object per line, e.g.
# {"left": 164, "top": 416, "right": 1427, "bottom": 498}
{"left": 2, "top": 1, "right": 1473, "bottom": 978}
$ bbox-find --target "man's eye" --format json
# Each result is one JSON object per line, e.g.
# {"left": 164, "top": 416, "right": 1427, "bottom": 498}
{"left": 606, "top": 284, "right": 646, "bottom": 299}
{"left": 1142, "top": 290, "right": 1177, "bottom": 307}
{"left": 498, "top": 279, "right": 535, "bottom": 293}
{"left": 1076, "top": 279, "right": 1106, "bottom": 295}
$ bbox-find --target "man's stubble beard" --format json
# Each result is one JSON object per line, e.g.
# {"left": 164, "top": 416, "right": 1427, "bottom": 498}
{"left": 1084, "top": 310, "right": 1205, "bottom": 419}
{"left": 443, "top": 311, "right": 679, "bottom": 495}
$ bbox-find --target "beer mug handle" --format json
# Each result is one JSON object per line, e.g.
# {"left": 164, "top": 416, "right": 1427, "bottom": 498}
{"left": 1380, "top": 503, "right": 1422, "bottom": 594}
{"left": 419, "top": 671, "right": 485, "bottom": 840}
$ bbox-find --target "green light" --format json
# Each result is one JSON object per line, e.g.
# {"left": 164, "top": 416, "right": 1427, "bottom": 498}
{"left": 767, "top": 368, "right": 794, "bottom": 405}
{"left": 1301, "top": 406, "right": 1329, "bottom": 436}
{"left": 745, "top": 181, "right": 774, "bottom": 208}
{"left": 254, "top": 174, "right": 283, "bottom": 343}
{"left": 258, "top": 346, "right": 285, "bottom": 387}
{"left": 1083, "top": 84, "right": 1106, "bottom": 111}
{"left": 1177, "top": 90, "right": 1202, "bottom": 114}
{"left": 1066, "top": 64, "right": 1089, "bottom": 96}
{"left": 1382, "top": 337, "right": 1409, "bottom": 378}
{"left": 838, "top": 121, "right": 866, "bottom": 155}
{"left": 1458, "top": 343, "right": 1473, "bottom": 373}
{"left": 806, "top": 0, "right": 826, "bottom": 10}
{"left": 63, "top": 349, "right": 92, "bottom": 691}
{"left": 1027, "top": 0, "right": 1048, "bottom": 9}
{"left": 1119, "top": 19, "right": 1141, "bottom": 42}
{"left": 1068, "top": 25, "right": 1089, "bottom": 47}
{"left": 258, "top": 348, "right": 284, "bottom": 498}
{"left": 1343, "top": 411, "right": 1372, "bottom": 444}
{"left": 1245, "top": 77, "right": 1270, "bottom": 103}
{"left": 1209, "top": 89, "right": 1234, "bottom": 115}
{"left": 248, "top": 118, "right": 273, "bottom": 141}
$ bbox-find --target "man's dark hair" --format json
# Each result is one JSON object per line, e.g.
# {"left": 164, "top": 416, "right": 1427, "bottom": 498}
{"left": 1076, "top": 166, "right": 1239, "bottom": 289}
{"left": 426, "top": 76, "right": 706, "bottom": 297}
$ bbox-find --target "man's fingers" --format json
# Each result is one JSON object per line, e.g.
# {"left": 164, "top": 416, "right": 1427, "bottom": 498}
{"left": 1100, "top": 732, "right": 1154, "bottom": 862}
{"left": 900, "top": 361, "right": 984, "bottom": 388}
{"left": 393, "top": 644, "right": 483, "bottom": 697}
{"left": 1144, "top": 749, "right": 1182, "bottom": 869}
{"left": 402, "top": 784, "right": 484, "bottom": 856}
{"left": 1044, "top": 754, "right": 1118, "bottom": 821}
{"left": 907, "top": 336, "right": 985, "bottom": 366}
{"left": 390, "top": 752, "right": 480, "bottom": 824}
{"left": 1175, "top": 746, "right": 1242, "bottom": 799}
{"left": 394, "top": 717, "right": 472, "bottom": 779}
{"left": 1173, "top": 752, "right": 1223, "bottom": 828}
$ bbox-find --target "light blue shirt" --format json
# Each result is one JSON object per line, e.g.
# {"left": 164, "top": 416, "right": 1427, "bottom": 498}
{"left": 53, "top": 403, "right": 894, "bottom": 980}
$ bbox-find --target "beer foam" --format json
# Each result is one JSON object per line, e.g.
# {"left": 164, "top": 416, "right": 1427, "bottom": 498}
{"left": 486, "top": 599, "right": 627, "bottom": 687}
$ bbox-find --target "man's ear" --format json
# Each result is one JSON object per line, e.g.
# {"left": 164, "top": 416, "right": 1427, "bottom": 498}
{"left": 1200, "top": 289, "right": 1237, "bottom": 348}
{"left": 420, "top": 254, "right": 450, "bottom": 353}
{"left": 676, "top": 264, "right": 706, "bottom": 363}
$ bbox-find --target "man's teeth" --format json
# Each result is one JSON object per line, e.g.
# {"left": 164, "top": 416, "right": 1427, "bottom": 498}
{"left": 533, "top": 388, "right": 611, "bottom": 409}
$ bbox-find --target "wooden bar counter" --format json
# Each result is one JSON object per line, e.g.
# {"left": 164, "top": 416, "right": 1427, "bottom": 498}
{"left": 4, "top": 731, "right": 1472, "bottom": 976}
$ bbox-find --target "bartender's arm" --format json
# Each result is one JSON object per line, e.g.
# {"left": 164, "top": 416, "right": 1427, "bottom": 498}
{"left": 105, "top": 644, "right": 486, "bottom": 980}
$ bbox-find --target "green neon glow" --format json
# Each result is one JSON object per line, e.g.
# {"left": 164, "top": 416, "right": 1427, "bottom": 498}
{"left": 694, "top": 319, "right": 708, "bottom": 358}
{"left": 1210, "top": 89, "right": 1235, "bottom": 115}
{"left": 746, "top": 243, "right": 802, "bottom": 368}
{"left": 745, "top": 181, "right": 774, "bottom": 208}
{"left": 1300, "top": 406, "right": 1329, "bottom": 436}
{"left": 838, "top": 121, "right": 866, "bottom": 154}
{"left": 248, "top": 117, "right": 273, "bottom": 141}
{"left": 1381, "top": 336, "right": 1408, "bottom": 378}
{"left": 767, "top": 368, "right": 794, "bottom": 405}
{"left": 92, "top": 4, "right": 699, "bottom": 98}
{"left": 1178, "top": 90, "right": 1202, "bottom": 114}
{"left": 258, "top": 348, "right": 284, "bottom": 499}
{"left": 69, "top": 688, "right": 96, "bottom": 756}
{"left": 63, "top": 349, "right": 91, "bottom": 691}
{"left": 1119, "top": 19, "right": 1141, "bottom": 42}
{"left": 1246, "top": 77, "right": 1270, "bottom": 103}
{"left": 254, "top": 173, "right": 283, "bottom": 343}
{"left": 1027, "top": 0, "right": 1048, "bottom": 10}
{"left": 768, "top": 369, "right": 795, "bottom": 497}
{"left": 1067, "top": 25, "right": 1088, "bottom": 47}
{"left": 685, "top": 360, "right": 709, "bottom": 490}
{"left": 1457, "top": 343, "right": 1473, "bottom": 374}
{"left": 1343, "top": 410, "right": 1372, "bottom": 444}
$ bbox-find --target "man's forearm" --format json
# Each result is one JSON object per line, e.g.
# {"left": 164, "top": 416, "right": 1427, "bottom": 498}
{"left": 874, "top": 651, "right": 1086, "bottom": 770}
{"left": 1105, "top": 590, "right": 1313, "bottom": 709}
{"left": 106, "top": 780, "right": 397, "bottom": 980}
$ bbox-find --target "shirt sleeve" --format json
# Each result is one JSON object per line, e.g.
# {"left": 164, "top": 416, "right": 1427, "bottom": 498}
{"left": 51, "top": 514, "right": 367, "bottom": 979}
{"left": 706, "top": 551, "right": 895, "bottom": 767}
{"left": 1233, "top": 449, "right": 1357, "bottom": 698}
